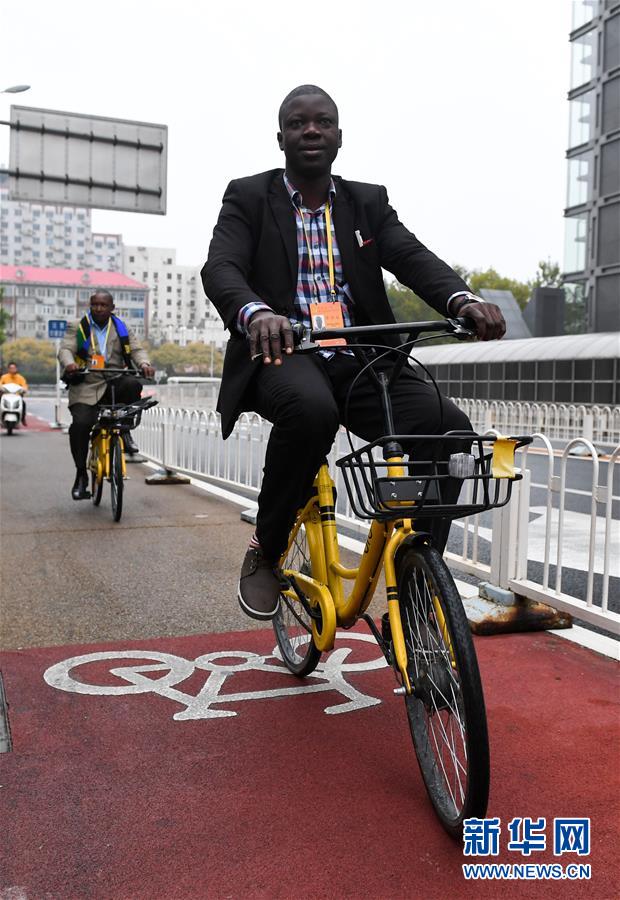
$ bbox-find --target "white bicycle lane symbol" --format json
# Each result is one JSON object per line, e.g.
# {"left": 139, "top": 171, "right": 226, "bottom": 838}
{"left": 43, "top": 633, "right": 388, "bottom": 720}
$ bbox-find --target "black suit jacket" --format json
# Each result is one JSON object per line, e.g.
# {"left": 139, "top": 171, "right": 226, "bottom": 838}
{"left": 202, "top": 168, "right": 469, "bottom": 438}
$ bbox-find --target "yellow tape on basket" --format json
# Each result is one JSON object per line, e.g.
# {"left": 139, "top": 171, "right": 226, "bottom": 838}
{"left": 491, "top": 438, "right": 518, "bottom": 479}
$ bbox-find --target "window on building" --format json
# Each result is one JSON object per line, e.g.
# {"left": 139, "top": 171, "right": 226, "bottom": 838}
{"left": 571, "top": 0, "right": 599, "bottom": 31}
{"left": 177, "top": 273, "right": 182, "bottom": 281}
{"left": 166, "top": 258, "right": 172, "bottom": 264}
{"left": 602, "top": 76, "right": 620, "bottom": 134}
{"left": 568, "top": 89, "right": 595, "bottom": 148}
{"left": 570, "top": 28, "right": 597, "bottom": 90}
{"left": 564, "top": 212, "right": 588, "bottom": 273}
{"left": 604, "top": 13, "right": 620, "bottom": 73}
{"left": 167, "top": 273, "right": 172, "bottom": 279}
{"left": 600, "top": 138, "right": 620, "bottom": 197}
{"left": 167, "top": 286, "right": 172, "bottom": 293}
{"left": 129, "top": 255, "right": 134, "bottom": 262}
{"left": 597, "top": 202, "right": 620, "bottom": 266}
{"left": 566, "top": 151, "right": 593, "bottom": 207}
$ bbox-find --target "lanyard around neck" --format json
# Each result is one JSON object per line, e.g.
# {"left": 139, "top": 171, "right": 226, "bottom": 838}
{"left": 297, "top": 201, "right": 337, "bottom": 299}
{"left": 90, "top": 315, "right": 112, "bottom": 354}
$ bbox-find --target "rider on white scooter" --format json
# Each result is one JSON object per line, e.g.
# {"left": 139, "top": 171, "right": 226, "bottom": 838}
{"left": 0, "top": 362, "right": 28, "bottom": 434}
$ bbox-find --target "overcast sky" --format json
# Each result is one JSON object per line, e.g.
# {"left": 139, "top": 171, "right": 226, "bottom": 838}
{"left": 1, "top": 0, "right": 573, "bottom": 281}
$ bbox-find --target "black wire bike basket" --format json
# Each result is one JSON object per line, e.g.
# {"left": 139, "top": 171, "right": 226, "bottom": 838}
{"left": 336, "top": 432, "right": 532, "bottom": 521}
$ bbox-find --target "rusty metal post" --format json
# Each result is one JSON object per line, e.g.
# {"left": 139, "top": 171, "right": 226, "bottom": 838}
{"left": 465, "top": 468, "right": 572, "bottom": 635}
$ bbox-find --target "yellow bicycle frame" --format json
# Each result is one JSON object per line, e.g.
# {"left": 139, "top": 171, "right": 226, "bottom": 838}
{"left": 280, "top": 455, "right": 415, "bottom": 694}
{"left": 89, "top": 428, "right": 126, "bottom": 487}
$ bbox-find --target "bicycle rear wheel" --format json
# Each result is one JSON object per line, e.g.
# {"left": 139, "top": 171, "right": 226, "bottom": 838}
{"left": 273, "top": 519, "right": 322, "bottom": 677}
{"left": 396, "top": 543, "right": 489, "bottom": 838}
{"left": 110, "top": 434, "right": 124, "bottom": 522}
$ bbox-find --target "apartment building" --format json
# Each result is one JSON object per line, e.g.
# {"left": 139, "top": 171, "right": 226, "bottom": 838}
{"left": 0, "top": 173, "right": 123, "bottom": 272}
{"left": 123, "top": 245, "right": 226, "bottom": 347}
{"left": 0, "top": 266, "right": 148, "bottom": 340}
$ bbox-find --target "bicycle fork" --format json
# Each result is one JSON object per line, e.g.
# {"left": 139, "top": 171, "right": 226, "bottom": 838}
{"left": 383, "top": 520, "right": 414, "bottom": 695}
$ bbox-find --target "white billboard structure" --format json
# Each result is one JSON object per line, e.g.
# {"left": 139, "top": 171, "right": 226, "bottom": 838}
{"left": 6, "top": 106, "right": 167, "bottom": 215}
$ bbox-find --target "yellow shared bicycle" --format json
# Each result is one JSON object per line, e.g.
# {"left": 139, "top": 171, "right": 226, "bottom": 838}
{"left": 87, "top": 368, "right": 158, "bottom": 522}
{"left": 273, "top": 317, "right": 531, "bottom": 838}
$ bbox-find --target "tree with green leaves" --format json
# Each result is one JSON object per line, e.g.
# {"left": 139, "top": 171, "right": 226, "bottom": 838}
{"left": 1, "top": 338, "right": 56, "bottom": 382}
{"left": 149, "top": 341, "right": 224, "bottom": 376}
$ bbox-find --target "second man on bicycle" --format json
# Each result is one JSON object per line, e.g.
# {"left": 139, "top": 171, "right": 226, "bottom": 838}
{"left": 58, "top": 290, "right": 155, "bottom": 500}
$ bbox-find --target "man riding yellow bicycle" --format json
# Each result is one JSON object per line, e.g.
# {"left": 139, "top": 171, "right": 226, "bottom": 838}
{"left": 58, "top": 290, "right": 154, "bottom": 500}
{"left": 202, "top": 84, "right": 506, "bottom": 621}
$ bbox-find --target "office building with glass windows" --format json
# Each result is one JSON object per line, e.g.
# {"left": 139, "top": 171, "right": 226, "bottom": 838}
{"left": 564, "top": 0, "right": 620, "bottom": 331}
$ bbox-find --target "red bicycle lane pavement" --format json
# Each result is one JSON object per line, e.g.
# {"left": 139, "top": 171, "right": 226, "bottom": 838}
{"left": 0, "top": 626, "right": 618, "bottom": 900}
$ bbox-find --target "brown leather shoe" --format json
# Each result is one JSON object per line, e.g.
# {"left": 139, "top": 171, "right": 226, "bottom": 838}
{"left": 238, "top": 547, "right": 282, "bottom": 620}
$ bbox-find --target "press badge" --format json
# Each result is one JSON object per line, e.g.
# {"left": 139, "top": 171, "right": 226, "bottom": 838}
{"left": 90, "top": 354, "right": 105, "bottom": 370}
{"left": 309, "top": 302, "right": 347, "bottom": 347}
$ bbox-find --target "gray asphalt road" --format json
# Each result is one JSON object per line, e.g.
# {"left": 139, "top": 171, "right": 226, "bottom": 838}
{"left": 0, "top": 428, "right": 372, "bottom": 650}
{"left": 0, "top": 428, "right": 266, "bottom": 649}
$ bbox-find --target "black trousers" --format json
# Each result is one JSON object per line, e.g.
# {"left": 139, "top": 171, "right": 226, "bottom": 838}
{"left": 68, "top": 376, "right": 142, "bottom": 471}
{"left": 246, "top": 352, "right": 472, "bottom": 559}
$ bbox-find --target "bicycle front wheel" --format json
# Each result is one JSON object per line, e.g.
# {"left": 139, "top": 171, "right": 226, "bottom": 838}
{"left": 89, "top": 442, "right": 103, "bottom": 506}
{"left": 396, "top": 543, "right": 489, "bottom": 837}
{"left": 110, "top": 434, "right": 124, "bottom": 522}
{"left": 273, "top": 520, "right": 322, "bottom": 677}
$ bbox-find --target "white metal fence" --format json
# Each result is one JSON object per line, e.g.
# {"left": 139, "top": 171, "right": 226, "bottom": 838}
{"left": 54, "top": 387, "right": 619, "bottom": 444}
{"left": 454, "top": 399, "right": 620, "bottom": 446}
{"left": 136, "top": 407, "right": 620, "bottom": 636}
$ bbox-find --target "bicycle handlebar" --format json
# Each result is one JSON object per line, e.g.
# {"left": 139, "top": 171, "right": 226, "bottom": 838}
{"left": 85, "top": 366, "right": 155, "bottom": 383}
{"left": 291, "top": 315, "right": 475, "bottom": 346}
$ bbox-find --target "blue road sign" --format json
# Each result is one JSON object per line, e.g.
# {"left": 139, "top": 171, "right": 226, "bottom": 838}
{"left": 48, "top": 319, "right": 68, "bottom": 339}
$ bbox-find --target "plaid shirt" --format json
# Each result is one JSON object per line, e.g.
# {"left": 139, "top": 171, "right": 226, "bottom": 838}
{"left": 237, "top": 174, "right": 355, "bottom": 341}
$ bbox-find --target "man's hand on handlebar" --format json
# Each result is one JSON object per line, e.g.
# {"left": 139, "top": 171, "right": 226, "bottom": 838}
{"left": 457, "top": 299, "right": 506, "bottom": 341}
{"left": 64, "top": 363, "right": 80, "bottom": 376}
{"left": 248, "top": 310, "right": 294, "bottom": 365}
{"left": 140, "top": 363, "right": 155, "bottom": 378}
